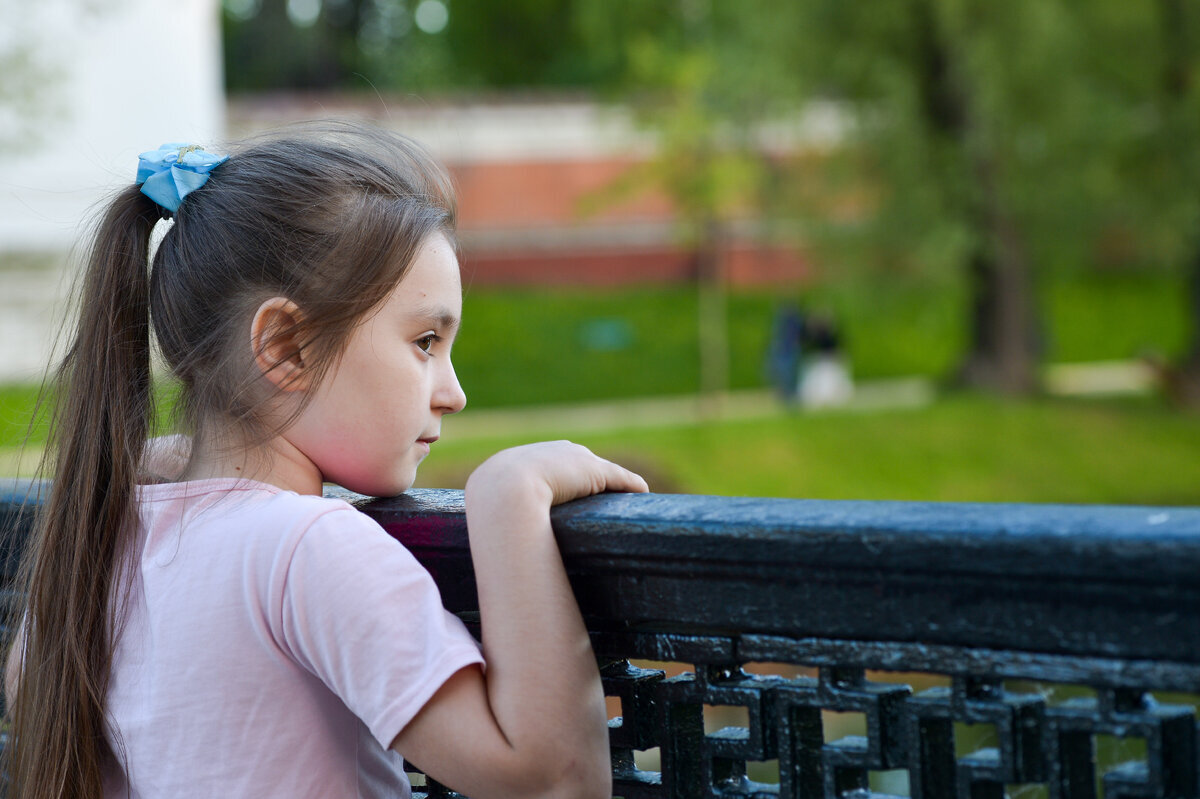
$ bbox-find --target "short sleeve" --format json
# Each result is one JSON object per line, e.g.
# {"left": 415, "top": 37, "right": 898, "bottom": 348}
{"left": 275, "top": 506, "right": 483, "bottom": 749}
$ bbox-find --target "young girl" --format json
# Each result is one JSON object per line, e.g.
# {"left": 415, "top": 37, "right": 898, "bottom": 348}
{"left": 7, "top": 125, "right": 647, "bottom": 798}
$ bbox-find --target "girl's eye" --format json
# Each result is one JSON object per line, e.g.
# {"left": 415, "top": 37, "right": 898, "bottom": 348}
{"left": 416, "top": 335, "right": 438, "bottom": 353}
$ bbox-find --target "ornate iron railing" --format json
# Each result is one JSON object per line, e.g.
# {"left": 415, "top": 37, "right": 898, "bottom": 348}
{"left": 1, "top": 480, "right": 1198, "bottom": 798}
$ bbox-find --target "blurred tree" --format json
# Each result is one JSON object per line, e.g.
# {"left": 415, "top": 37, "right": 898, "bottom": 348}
{"left": 570, "top": 0, "right": 1090, "bottom": 395}
{"left": 617, "top": 47, "right": 751, "bottom": 404}
{"left": 438, "top": 0, "right": 608, "bottom": 88}
{"left": 790, "top": 0, "right": 1200, "bottom": 398}
{"left": 1052, "top": 0, "right": 1200, "bottom": 403}
{"left": 575, "top": 0, "right": 802, "bottom": 403}
{"left": 784, "top": 0, "right": 1099, "bottom": 394}
{"left": 224, "top": 0, "right": 342, "bottom": 89}
{"left": 222, "top": 0, "right": 626, "bottom": 92}
{"left": 222, "top": 0, "right": 457, "bottom": 91}
{"left": 0, "top": 1, "right": 68, "bottom": 153}
{"left": 1151, "top": 0, "right": 1200, "bottom": 403}
{"left": 908, "top": 0, "right": 1040, "bottom": 392}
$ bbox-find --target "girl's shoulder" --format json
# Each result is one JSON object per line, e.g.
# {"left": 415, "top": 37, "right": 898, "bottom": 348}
{"left": 137, "top": 477, "right": 348, "bottom": 508}
{"left": 136, "top": 477, "right": 383, "bottom": 555}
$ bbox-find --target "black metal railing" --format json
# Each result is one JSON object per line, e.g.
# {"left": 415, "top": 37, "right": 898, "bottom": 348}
{"left": 2, "top": 480, "right": 1198, "bottom": 799}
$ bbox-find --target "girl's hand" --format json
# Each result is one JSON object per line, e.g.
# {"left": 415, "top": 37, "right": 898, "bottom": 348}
{"left": 395, "top": 442, "right": 646, "bottom": 798}
{"left": 465, "top": 441, "right": 649, "bottom": 508}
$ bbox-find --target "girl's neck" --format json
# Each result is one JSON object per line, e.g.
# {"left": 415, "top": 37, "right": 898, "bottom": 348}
{"left": 182, "top": 429, "right": 325, "bottom": 496}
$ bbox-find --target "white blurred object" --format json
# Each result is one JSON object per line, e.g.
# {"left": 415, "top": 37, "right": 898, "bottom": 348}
{"left": 798, "top": 354, "right": 854, "bottom": 407}
{"left": 1043, "top": 360, "right": 1154, "bottom": 396}
{"left": 0, "top": 0, "right": 224, "bottom": 251}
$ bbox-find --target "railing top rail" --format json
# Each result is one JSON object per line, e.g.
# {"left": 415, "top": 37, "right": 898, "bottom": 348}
{"left": 336, "top": 487, "right": 1200, "bottom": 669}
{"left": 3, "top": 480, "right": 1199, "bottom": 670}
{"left": 350, "top": 487, "right": 1200, "bottom": 579}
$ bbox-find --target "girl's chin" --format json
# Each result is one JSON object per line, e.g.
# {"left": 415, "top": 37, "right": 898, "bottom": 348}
{"left": 373, "top": 478, "right": 416, "bottom": 498}
{"left": 333, "top": 470, "right": 416, "bottom": 498}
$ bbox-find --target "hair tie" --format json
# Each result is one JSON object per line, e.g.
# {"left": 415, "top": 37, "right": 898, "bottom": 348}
{"left": 136, "top": 143, "right": 229, "bottom": 214}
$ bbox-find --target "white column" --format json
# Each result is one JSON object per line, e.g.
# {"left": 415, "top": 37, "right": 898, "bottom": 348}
{"left": 0, "top": 0, "right": 225, "bottom": 251}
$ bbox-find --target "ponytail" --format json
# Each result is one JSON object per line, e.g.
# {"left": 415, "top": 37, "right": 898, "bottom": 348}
{"left": 9, "top": 186, "right": 160, "bottom": 798}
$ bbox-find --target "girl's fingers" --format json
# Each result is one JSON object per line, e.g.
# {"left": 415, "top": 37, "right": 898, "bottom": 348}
{"left": 470, "top": 441, "right": 649, "bottom": 506}
{"left": 595, "top": 458, "right": 649, "bottom": 495}
{"left": 561, "top": 453, "right": 648, "bottom": 503}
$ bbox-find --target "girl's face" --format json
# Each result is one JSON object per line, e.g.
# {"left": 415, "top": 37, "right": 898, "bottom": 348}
{"left": 284, "top": 231, "right": 467, "bottom": 496}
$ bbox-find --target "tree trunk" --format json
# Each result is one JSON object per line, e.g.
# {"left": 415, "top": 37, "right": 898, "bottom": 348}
{"left": 956, "top": 157, "right": 1040, "bottom": 394}
{"left": 696, "top": 218, "right": 729, "bottom": 415}
{"left": 1184, "top": 242, "right": 1200, "bottom": 368}
{"left": 912, "top": 0, "right": 1040, "bottom": 394}
{"left": 1157, "top": 0, "right": 1200, "bottom": 405}
{"left": 957, "top": 216, "right": 1039, "bottom": 393}
{"left": 1157, "top": 234, "right": 1200, "bottom": 406}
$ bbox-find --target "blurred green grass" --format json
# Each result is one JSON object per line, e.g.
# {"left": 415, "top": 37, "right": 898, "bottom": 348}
{"left": 418, "top": 394, "right": 1200, "bottom": 505}
{"left": 0, "top": 383, "right": 46, "bottom": 450}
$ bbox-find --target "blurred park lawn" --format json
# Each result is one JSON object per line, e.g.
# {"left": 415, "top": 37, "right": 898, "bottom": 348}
{"left": 418, "top": 394, "right": 1200, "bottom": 505}
{"left": 454, "top": 268, "right": 1185, "bottom": 407}
{"left": 2, "top": 268, "right": 1197, "bottom": 505}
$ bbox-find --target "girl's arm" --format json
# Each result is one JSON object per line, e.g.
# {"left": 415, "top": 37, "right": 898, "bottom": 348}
{"left": 390, "top": 441, "right": 648, "bottom": 799}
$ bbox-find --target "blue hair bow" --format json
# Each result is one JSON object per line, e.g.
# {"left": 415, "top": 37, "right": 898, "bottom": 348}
{"left": 136, "top": 143, "right": 229, "bottom": 213}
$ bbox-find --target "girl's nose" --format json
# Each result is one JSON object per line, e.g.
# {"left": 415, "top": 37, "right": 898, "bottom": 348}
{"left": 436, "top": 361, "right": 467, "bottom": 414}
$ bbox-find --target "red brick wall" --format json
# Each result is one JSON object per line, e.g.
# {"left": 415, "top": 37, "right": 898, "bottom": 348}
{"left": 226, "top": 96, "right": 813, "bottom": 286}
{"left": 460, "top": 243, "right": 809, "bottom": 287}
{"left": 450, "top": 158, "right": 810, "bottom": 287}
{"left": 451, "top": 157, "right": 672, "bottom": 228}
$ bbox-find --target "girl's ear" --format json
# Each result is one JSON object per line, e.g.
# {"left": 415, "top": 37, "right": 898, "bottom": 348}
{"left": 250, "top": 297, "right": 310, "bottom": 391}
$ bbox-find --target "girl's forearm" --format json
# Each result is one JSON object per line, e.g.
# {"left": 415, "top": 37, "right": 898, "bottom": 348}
{"left": 464, "top": 485, "right": 611, "bottom": 796}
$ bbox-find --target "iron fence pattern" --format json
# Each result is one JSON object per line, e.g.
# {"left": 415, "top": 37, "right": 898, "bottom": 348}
{"left": 352, "top": 489, "right": 1200, "bottom": 799}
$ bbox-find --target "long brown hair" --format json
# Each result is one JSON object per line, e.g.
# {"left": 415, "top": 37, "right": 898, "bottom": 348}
{"left": 8, "top": 124, "right": 456, "bottom": 798}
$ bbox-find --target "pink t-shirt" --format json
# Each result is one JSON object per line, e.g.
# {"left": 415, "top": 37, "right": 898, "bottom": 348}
{"left": 102, "top": 479, "right": 483, "bottom": 798}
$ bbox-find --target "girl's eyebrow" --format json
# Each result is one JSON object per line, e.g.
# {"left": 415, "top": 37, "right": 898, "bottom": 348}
{"left": 410, "top": 304, "right": 461, "bottom": 333}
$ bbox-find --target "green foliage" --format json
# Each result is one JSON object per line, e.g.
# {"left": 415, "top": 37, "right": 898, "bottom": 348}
{"left": 221, "top": 0, "right": 674, "bottom": 93}
{"left": 437, "top": 0, "right": 611, "bottom": 88}
{"left": 220, "top": 1, "right": 1200, "bottom": 279}
{"left": 223, "top": 0, "right": 455, "bottom": 91}
{"left": 455, "top": 286, "right": 703, "bottom": 408}
{"left": 802, "top": 0, "right": 1200, "bottom": 279}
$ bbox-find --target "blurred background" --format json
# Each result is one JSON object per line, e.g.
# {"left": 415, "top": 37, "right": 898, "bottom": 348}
{"left": 3, "top": 0, "right": 1200, "bottom": 503}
